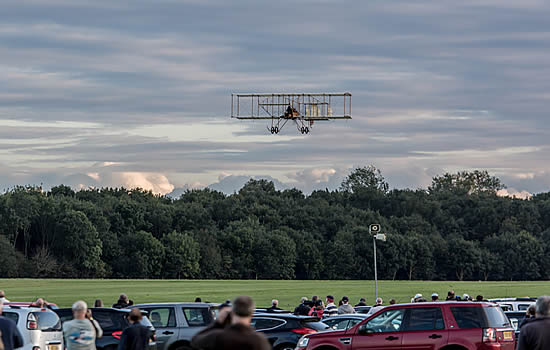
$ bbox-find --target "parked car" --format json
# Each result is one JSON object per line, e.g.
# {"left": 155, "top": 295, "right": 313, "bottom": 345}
{"left": 353, "top": 306, "right": 372, "bottom": 314}
{"left": 296, "top": 301, "right": 515, "bottom": 350}
{"left": 3, "top": 305, "right": 64, "bottom": 350}
{"left": 322, "top": 314, "right": 368, "bottom": 330}
{"left": 133, "top": 302, "right": 219, "bottom": 350}
{"left": 488, "top": 297, "right": 536, "bottom": 312}
{"left": 5, "top": 302, "right": 59, "bottom": 310}
{"left": 54, "top": 307, "right": 157, "bottom": 350}
{"left": 251, "top": 312, "right": 328, "bottom": 350}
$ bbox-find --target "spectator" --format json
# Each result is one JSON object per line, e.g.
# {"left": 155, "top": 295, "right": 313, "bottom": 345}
{"left": 0, "top": 290, "right": 9, "bottom": 303}
{"left": 191, "top": 303, "right": 233, "bottom": 349}
{"left": 367, "top": 298, "right": 384, "bottom": 316}
{"left": 520, "top": 304, "right": 537, "bottom": 329}
{"left": 355, "top": 298, "right": 367, "bottom": 307}
{"left": 63, "top": 300, "right": 103, "bottom": 350}
{"left": 389, "top": 299, "right": 396, "bottom": 305}
{"left": 193, "top": 296, "right": 270, "bottom": 350}
{"left": 128, "top": 300, "right": 134, "bottom": 307}
{"left": 412, "top": 294, "right": 423, "bottom": 303}
{"left": 32, "top": 298, "right": 46, "bottom": 308}
{"left": 94, "top": 299, "right": 104, "bottom": 308}
{"left": 294, "top": 297, "right": 311, "bottom": 316}
{"left": 475, "top": 295, "right": 484, "bottom": 302}
{"left": 517, "top": 296, "right": 550, "bottom": 350}
{"left": 308, "top": 300, "right": 324, "bottom": 318}
{"left": 446, "top": 290, "right": 455, "bottom": 301}
{"left": 0, "top": 299, "right": 24, "bottom": 350}
{"left": 323, "top": 296, "right": 338, "bottom": 318}
{"left": 266, "top": 300, "right": 281, "bottom": 312}
{"left": 195, "top": 297, "right": 202, "bottom": 303}
{"left": 338, "top": 299, "right": 343, "bottom": 307}
{"left": 431, "top": 293, "right": 439, "bottom": 302}
{"left": 462, "top": 294, "right": 471, "bottom": 301}
{"left": 113, "top": 294, "right": 130, "bottom": 309}
{"left": 337, "top": 296, "right": 355, "bottom": 315}
{"left": 118, "top": 308, "right": 150, "bottom": 350}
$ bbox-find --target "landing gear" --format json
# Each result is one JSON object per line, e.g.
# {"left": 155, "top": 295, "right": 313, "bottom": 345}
{"left": 270, "top": 126, "right": 280, "bottom": 134}
{"left": 300, "top": 126, "right": 310, "bottom": 134}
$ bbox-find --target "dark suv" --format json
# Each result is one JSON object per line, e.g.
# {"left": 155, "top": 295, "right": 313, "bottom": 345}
{"left": 55, "top": 307, "right": 157, "bottom": 350}
{"left": 252, "top": 312, "right": 328, "bottom": 350}
{"left": 296, "top": 301, "right": 515, "bottom": 350}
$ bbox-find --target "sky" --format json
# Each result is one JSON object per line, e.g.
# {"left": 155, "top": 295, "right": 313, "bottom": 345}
{"left": 1, "top": 0, "right": 549, "bottom": 196}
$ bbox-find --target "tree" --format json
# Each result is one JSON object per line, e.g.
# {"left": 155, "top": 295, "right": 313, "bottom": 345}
{"left": 429, "top": 170, "right": 504, "bottom": 196}
{"left": 118, "top": 230, "right": 165, "bottom": 278}
{"left": 162, "top": 231, "right": 200, "bottom": 279}
{"left": 446, "top": 235, "right": 482, "bottom": 281}
{"left": 0, "top": 235, "right": 18, "bottom": 277}
{"left": 340, "top": 165, "right": 389, "bottom": 194}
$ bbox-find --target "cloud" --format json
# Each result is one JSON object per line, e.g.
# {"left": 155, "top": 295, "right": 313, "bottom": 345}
{"left": 497, "top": 188, "right": 533, "bottom": 200}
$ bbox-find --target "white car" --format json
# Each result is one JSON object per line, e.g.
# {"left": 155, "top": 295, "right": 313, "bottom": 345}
{"left": 489, "top": 297, "right": 536, "bottom": 312}
{"left": 2, "top": 306, "right": 64, "bottom": 350}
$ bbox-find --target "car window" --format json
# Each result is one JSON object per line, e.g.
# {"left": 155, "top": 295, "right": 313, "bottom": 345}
{"left": 365, "top": 309, "right": 405, "bottom": 333}
{"left": 484, "top": 307, "right": 511, "bottom": 328}
{"left": 251, "top": 318, "right": 286, "bottom": 331}
{"left": 182, "top": 307, "right": 212, "bottom": 327}
{"left": 451, "top": 307, "right": 484, "bottom": 328}
{"left": 92, "top": 311, "right": 127, "bottom": 331}
{"left": 325, "top": 319, "right": 350, "bottom": 330}
{"left": 518, "top": 304, "right": 531, "bottom": 311}
{"left": 33, "top": 312, "right": 62, "bottom": 331}
{"left": 146, "top": 308, "right": 176, "bottom": 328}
{"left": 3, "top": 312, "right": 19, "bottom": 325}
{"left": 349, "top": 319, "right": 362, "bottom": 328}
{"left": 404, "top": 307, "right": 445, "bottom": 331}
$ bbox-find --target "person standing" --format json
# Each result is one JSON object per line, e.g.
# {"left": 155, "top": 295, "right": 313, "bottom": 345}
{"left": 94, "top": 299, "right": 104, "bottom": 308}
{"left": 118, "top": 308, "right": 150, "bottom": 350}
{"left": 194, "top": 296, "right": 270, "bottom": 350}
{"left": 63, "top": 301, "right": 103, "bottom": 350}
{"left": 323, "top": 296, "right": 338, "bottom": 318}
{"left": 112, "top": 294, "right": 130, "bottom": 309}
{"left": 367, "top": 298, "right": 384, "bottom": 316}
{"left": 308, "top": 300, "right": 324, "bottom": 318}
{"left": 0, "top": 291, "right": 9, "bottom": 303}
{"left": 431, "top": 293, "right": 439, "bottom": 302}
{"left": 355, "top": 298, "right": 367, "bottom": 307}
{"left": 519, "top": 304, "right": 537, "bottom": 329}
{"left": 446, "top": 290, "right": 455, "bottom": 301}
{"left": 266, "top": 300, "right": 281, "bottom": 312}
{"left": 0, "top": 299, "right": 24, "bottom": 350}
{"left": 294, "top": 297, "right": 311, "bottom": 316}
{"left": 517, "top": 296, "right": 550, "bottom": 350}
{"left": 337, "top": 296, "right": 355, "bottom": 315}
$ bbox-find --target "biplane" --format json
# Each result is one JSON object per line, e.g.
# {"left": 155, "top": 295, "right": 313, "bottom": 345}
{"left": 231, "top": 93, "right": 352, "bottom": 134}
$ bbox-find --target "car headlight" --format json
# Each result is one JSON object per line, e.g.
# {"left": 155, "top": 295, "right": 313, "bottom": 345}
{"left": 297, "top": 336, "right": 310, "bottom": 348}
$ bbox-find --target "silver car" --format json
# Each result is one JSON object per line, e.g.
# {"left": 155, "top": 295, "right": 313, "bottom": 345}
{"left": 133, "top": 303, "right": 219, "bottom": 350}
{"left": 3, "top": 306, "right": 64, "bottom": 350}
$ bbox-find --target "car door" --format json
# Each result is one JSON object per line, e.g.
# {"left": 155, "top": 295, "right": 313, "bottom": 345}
{"left": 352, "top": 308, "right": 405, "bottom": 350}
{"left": 140, "top": 306, "right": 177, "bottom": 350}
{"left": 401, "top": 307, "right": 448, "bottom": 350}
{"left": 251, "top": 317, "right": 287, "bottom": 347}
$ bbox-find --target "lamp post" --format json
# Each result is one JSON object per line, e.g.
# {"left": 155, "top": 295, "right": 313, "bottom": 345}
{"left": 369, "top": 224, "right": 385, "bottom": 300}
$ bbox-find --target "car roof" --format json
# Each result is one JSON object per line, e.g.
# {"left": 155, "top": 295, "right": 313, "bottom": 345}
{"left": 376, "top": 301, "right": 499, "bottom": 310}
{"left": 134, "top": 302, "right": 217, "bottom": 307}
{"left": 3, "top": 306, "right": 55, "bottom": 314}
{"left": 323, "top": 314, "right": 368, "bottom": 319}
{"left": 253, "top": 312, "right": 321, "bottom": 320}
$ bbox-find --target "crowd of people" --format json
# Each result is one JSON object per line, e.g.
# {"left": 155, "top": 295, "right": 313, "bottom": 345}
{"left": 3, "top": 288, "right": 550, "bottom": 350}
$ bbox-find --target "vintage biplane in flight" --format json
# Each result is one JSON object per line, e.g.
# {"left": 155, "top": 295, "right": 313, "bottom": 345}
{"left": 231, "top": 93, "right": 352, "bottom": 134}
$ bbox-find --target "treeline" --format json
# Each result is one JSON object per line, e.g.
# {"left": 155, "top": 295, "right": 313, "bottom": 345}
{"left": 1, "top": 166, "right": 550, "bottom": 281}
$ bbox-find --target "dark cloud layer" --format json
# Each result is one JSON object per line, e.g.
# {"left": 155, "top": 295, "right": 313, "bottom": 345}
{"left": 1, "top": 0, "right": 550, "bottom": 194}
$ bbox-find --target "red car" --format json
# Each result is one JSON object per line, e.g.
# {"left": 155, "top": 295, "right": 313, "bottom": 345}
{"left": 296, "top": 301, "right": 515, "bottom": 350}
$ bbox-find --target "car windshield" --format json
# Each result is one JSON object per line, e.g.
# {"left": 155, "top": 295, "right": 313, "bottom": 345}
{"left": 34, "top": 311, "right": 62, "bottom": 331}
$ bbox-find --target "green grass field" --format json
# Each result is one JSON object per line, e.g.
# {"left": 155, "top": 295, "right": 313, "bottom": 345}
{"left": 0, "top": 279, "right": 548, "bottom": 309}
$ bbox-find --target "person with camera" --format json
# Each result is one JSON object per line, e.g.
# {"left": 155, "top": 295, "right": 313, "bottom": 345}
{"left": 63, "top": 301, "right": 103, "bottom": 350}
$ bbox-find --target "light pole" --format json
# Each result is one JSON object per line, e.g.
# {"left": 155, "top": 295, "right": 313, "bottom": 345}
{"left": 369, "top": 224, "right": 385, "bottom": 300}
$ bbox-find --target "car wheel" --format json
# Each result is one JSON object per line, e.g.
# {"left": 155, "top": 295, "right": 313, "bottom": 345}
{"left": 174, "top": 346, "right": 192, "bottom": 350}
{"left": 276, "top": 344, "right": 295, "bottom": 350}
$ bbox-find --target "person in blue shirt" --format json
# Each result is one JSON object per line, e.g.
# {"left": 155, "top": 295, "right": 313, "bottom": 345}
{"left": 0, "top": 299, "right": 24, "bottom": 350}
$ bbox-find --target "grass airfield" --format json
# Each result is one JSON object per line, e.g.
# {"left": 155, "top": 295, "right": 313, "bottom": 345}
{"left": 1, "top": 279, "right": 548, "bottom": 308}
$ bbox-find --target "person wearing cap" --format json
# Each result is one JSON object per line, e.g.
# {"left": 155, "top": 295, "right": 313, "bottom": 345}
{"left": 463, "top": 294, "right": 471, "bottom": 301}
{"left": 412, "top": 294, "right": 423, "bottom": 303}
{"left": 323, "top": 296, "right": 338, "bottom": 318}
{"left": 431, "top": 293, "right": 439, "bottom": 302}
{"left": 0, "top": 298, "right": 24, "bottom": 350}
{"left": 337, "top": 296, "right": 355, "bottom": 315}
{"left": 355, "top": 297, "right": 367, "bottom": 307}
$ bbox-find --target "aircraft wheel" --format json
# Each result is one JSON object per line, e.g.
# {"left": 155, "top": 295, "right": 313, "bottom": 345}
{"left": 275, "top": 126, "right": 279, "bottom": 134}
{"left": 305, "top": 127, "right": 310, "bottom": 134}
{"left": 270, "top": 127, "right": 275, "bottom": 134}
{"left": 300, "top": 126, "right": 305, "bottom": 134}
